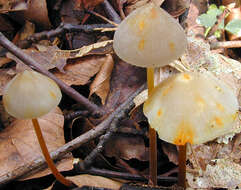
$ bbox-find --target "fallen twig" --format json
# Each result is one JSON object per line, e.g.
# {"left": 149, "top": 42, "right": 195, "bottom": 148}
{"left": 17, "top": 23, "right": 115, "bottom": 49}
{"left": 77, "top": 90, "right": 136, "bottom": 169}
{"left": 0, "top": 32, "right": 104, "bottom": 117}
{"left": 210, "top": 40, "right": 241, "bottom": 49}
{"left": 0, "top": 84, "right": 146, "bottom": 185}
{"left": 102, "top": 0, "right": 122, "bottom": 23}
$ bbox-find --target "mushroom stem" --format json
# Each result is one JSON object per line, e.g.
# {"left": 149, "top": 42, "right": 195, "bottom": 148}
{"left": 178, "top": 144, "right": 187, "bottom": 188}
{"left": 147, "top": 68, "right": 157, "bottom": 186}
{"left": 32, "top": 119, "right": 73, "bottom": 187}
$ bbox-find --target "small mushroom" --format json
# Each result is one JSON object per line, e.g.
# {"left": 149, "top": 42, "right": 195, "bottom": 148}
{"left": 113, "top": 2, "right": 187, "bottom": 185}
{"left": 3, "top": 70, "right": 73, "bottom": 187}
{"left": 113, "top": 2, "right": 187, "bottom": 68}
{"left": 144, "top": 72, "right": 239, "bottom": 187}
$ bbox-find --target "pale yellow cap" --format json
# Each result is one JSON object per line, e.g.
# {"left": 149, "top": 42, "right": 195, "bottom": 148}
{"left": 113, "top": 3, "right": 187, "bottom": 68}
{"left": 143, "top": 72, "right": 238, "bottom": 145}
{"left": 3, "top": 70, "right": 62, "bottom": 119}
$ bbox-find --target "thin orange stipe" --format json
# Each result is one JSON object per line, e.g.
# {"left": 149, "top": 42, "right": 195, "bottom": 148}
{"left": 138, "top": 39, "right": 145, "bottom": 50}
{"left": 173, "top": 121, "right": 194, "bottom": 145}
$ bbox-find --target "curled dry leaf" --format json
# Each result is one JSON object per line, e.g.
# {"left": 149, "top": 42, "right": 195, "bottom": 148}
{"left": 104, "top": 134, "right": 149, "bottom": 161}
{"left": 0, "top": 0, "right": 27, "bottom": 13}
{"left": 23, "top": 0, "right": 51, "bottom": 28}
{"left": 7, "top": 45, "right": 67, "bottom": 72}
{"left": 66, "top": 174, "right": 122, "bottom": 190}
{"left": 74, "top": 0, "right": 104, "bottom": 10}
{"left": 54, "top": 55, "right": 106, "bottom": 86}
{"left": 0, "top": 107, "right": 72, "bottom": 179}
{"left": 89, "top": 54, "right": 114, "bottom": 105}
{"left": 187, "top": 159, "right": 241, "bottom": 188}
{"left": 0, "top": 69, "right": 15, "bottom": 96}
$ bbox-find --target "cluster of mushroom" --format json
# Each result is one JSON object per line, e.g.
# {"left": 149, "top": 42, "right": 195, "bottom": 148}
{"left": 113, "top": 2, "right": 239, "bottom": 188}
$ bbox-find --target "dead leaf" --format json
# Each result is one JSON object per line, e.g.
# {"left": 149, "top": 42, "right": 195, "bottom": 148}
{"left": 162, "top": 143, "right": 178, "bottom": 165}
{"left": 74, "top": 0, "right": 104, "bottom": 10}
{"left": 0, "top": 107, "right": 71, "bottom": 179}
{"left": 67, "top": 174, "right": 121, "bottom": 189}
{"left": 23, "top": 0, "right": 51, "bottom": 28}
{"left": 89, "top": 54, "right": 114, "bottom": 105}
{"left": 104, "top": 134, "right": 149, "bottom": 161}
{"left": 7, "top": 45, "right": 67, "bottom": 72}
{"left": 0, "top": 0, "right": 28, "bottom": 13}
{"left": 20, "top": 154, "right": 73, "bottom": 180}
{"left": 54, "top": 55, "right": 106, "bottom": 86}
{"left": 187, "top": 159, "right": 241, "bottom": 188}
{"left": 0, "top": 69, "right": 15, "bottom": 96}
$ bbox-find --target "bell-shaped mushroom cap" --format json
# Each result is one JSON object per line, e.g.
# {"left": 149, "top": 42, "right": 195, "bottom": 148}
{"left": 143, "top": 72, "right": 239, "bottom": 145}
{"left": 113, "top": 3, "right": 187, "bottom": 68}
{"left": 3, "top": 70, "right": 62, "bottom": 119}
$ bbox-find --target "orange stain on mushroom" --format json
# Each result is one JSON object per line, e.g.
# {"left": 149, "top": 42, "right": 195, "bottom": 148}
{"left": 49, "top": 91, "right": 57, "bottom": 99}
{"left": 150, "top": 7, "right": 157, "bottom": 19}
{"left": 214, "top": 117, "right": 223, "bottom": 127}
{"left": 216, "top": 103, "right": 225, "bottom": 112}
{"left": 138, "top": 39, "right": 145, "bottom": 50}
{"left": 183, "top": 73, "right": 191, "bottom": 80}
{"left": 169, "top": 42, "right": 175, "bottom": 52}
{"left": 157, "top": 108, "right": 162, "bottom": 116}
{"left": 173, "top": 121, "right": 194, "bottom": 145}
{"left": 196, "top": 96, "right": 205, "bottom": 109}
{"left": 139, "top": 20, "right": 145, "bottom": 31}
{"left": 231, "top": 112, "right": 238, "bottom": 120}
{"left": 162, "top": 84, "right": 173, "bottom": 96}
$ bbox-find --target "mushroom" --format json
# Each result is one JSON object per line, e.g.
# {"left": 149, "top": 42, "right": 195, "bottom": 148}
{"left": 113, "top": 2, "right": 187, "bottom": 185}
{"left": 3, "top": 70, "right": 73, "bottom": 187}
{"left": 143, "top": 72, "right": 239, "bottom": 187}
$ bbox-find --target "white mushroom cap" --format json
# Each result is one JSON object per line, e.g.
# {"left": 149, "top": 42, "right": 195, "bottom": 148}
{"left": 143, "top": 72, "right": 238, "bottom": 145}
{"left": 3, "top": 70, "right": 62, "bottom": 119}
{"left": 113, "top": 3, "right": 187, "bottom": 68}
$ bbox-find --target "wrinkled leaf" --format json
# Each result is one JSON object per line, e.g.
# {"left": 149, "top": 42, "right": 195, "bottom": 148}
{"left": 74, "top": 0, "right": 104, "bottom": 10}
{"left": 7, "top": 46, "right": 67, "bottom": 72}
{"left": 89, "top": 54, "right": 114, "bottom": 105}
{"left": 104, "top": 134, "right": 149, "bottom": 161}
{"left": 0, "top": 0, "right": 27, "bottom": 13}
{"left": 54, "top": 55, "right": 106, "bottom": 86}
{"left": 187, "top": 159, "right": 241, "bottom": 188}
{"left": 225, "top": 19, "right": 241, "bottom": 36}
{"left": 23, "top": 0, "right": 51, "bottom": 28}
{"left": 0, "top": 107, "right": 71, "bottom": 179}
{"left": 66, "top": 174, "right": 122, "bottom": 189}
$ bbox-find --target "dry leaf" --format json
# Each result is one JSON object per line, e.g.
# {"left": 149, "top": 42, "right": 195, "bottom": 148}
{"left": 89, "top": 54, "right": 114, "bottom": 104}
{"left": 75, "top": 0, "right": 104, "bottom": 10}
{"left": 0, "top": 69, "right": 15, "bottom": 95}
{"left": 67, "top": 174, "right": 122, "bottom": 189}
{"left": 104, "top": 134, "right": 149, "bottom": 161}
{"left": 54, "top": 55, "right": 107, "bottom": 86}
{"left": 0, "top": 107, "right": 70, "bottom": 179}
{"left": 7, "top": 45, "right": 67, "bottom": 72}
{"left": 187, "top": 159, "right": 241, "bottom": 188}
{"left": 0, "top": 0, "right": 27, "bottom": 13}
{"left": 23, "top": 0, "right": 51, "bottom": 28}
{"left": 20, "top": 154, "right": 73, "bottom": 180}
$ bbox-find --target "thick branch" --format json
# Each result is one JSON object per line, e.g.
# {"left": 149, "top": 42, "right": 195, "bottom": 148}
{"left": 0, "top": 32, "right": 103, "bottom": 117}
{"left": 0, "top": 84, "right": 146, "bottom": 185}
